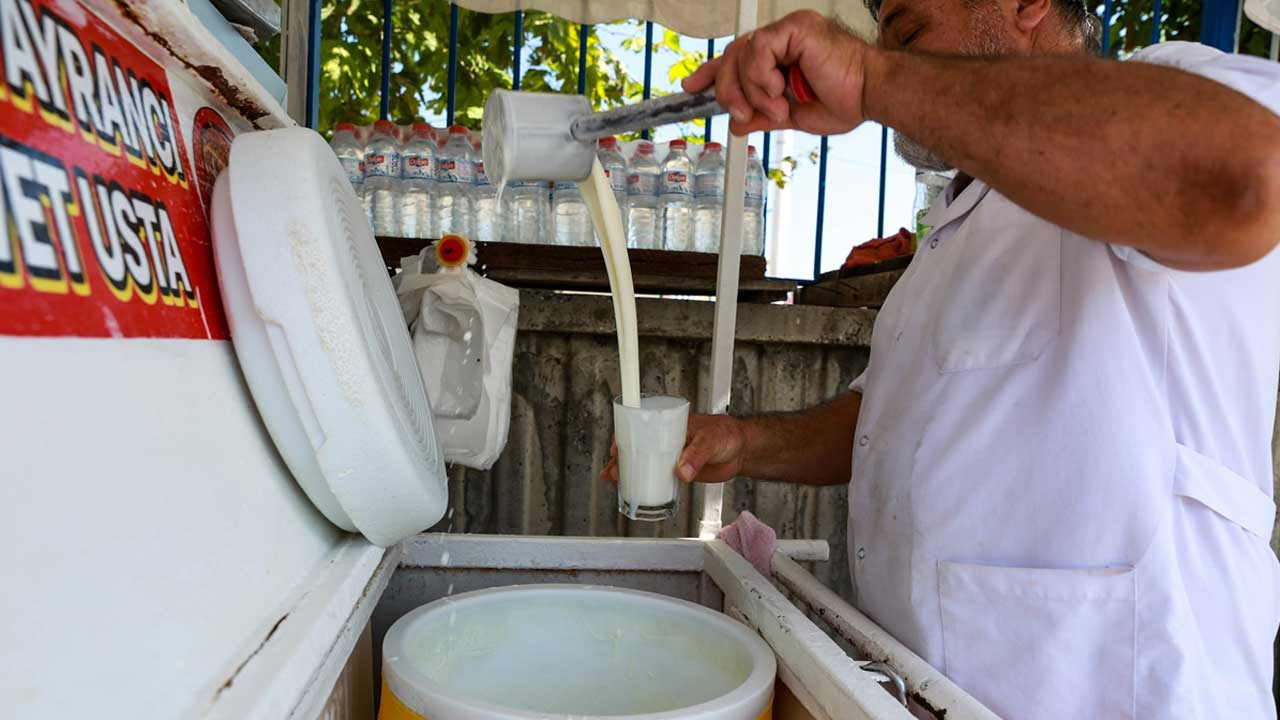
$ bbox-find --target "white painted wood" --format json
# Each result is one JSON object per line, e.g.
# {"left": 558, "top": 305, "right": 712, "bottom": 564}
{"left": 84, "top": 0, "right": 293, "bottom": 129}
{"left": 702, "top": 541, "right": 914, "bottom": 719}
{"left": 403, "top": 534, "right": 709, "bottom": 571}
{"left": 1, "top": 340, "right": 346, "bottom": 718}
{"left": 772, "top": 553, "right": 998, "bottom": 720}
{"left": 202, "top": 541, "right": 399, "bottom": 719}
{"left": 700, "top": 0, "right": 761, "bottom": 541}
{"left": 1271, "top": 33, "right": 1278, "bottom": 60}
{"left": 776, "top": 538, "right": 831, "bottom": 562}
{"left": 316, "top": 624, "right": 375, "bottom": 720}
{"left": 400, "top": 534, "right": 830, "bottom": 570}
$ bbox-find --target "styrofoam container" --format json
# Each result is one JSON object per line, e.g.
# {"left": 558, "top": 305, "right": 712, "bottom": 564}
{"left": 379, "top": 585, "right": 776, "bottom": 720}
{"left": 211, "top": 127, "right": 447, "bottom": 546}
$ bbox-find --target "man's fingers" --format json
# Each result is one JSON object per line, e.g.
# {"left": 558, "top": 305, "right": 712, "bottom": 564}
{"left": 735, "top": 36, "right": 789, "bottom": 125}
{"left": 682, "top": 55, "right": 722, "bottom": 94}
{"left": 710, "top": 42, "right": 754, "bottom": 123}
{"left": 730, "top": 114, "right": 788, "bottom": 136}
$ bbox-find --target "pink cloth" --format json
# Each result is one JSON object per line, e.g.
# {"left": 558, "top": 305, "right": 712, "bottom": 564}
{"left": 718, "top": 510, "right": 778, "bottom": 577}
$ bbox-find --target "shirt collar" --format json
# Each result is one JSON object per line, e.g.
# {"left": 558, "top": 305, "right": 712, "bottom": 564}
{"left": 921, "top": 173, "right": 991, "bottom": 233}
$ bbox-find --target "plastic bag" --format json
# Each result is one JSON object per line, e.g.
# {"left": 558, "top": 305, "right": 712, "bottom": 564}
{"left": 394, "top": 239, "right": 519, "bottom": 470}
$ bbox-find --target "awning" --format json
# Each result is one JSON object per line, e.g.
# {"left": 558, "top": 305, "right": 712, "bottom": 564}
{"left": 452, "top": 0, "right": 877, "bottom": 40}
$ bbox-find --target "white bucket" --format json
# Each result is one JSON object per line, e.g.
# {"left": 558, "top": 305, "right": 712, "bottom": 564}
{"left": 380, "top": 584, "right": 777, "bottom": 720}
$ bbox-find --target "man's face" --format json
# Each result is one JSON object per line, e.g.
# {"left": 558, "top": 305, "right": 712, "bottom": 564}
{"left": 877, "top": 0, "right": 1020, "bottom": 170}
{"left": 875, "top": 0, "right": 1019, "bottom": 55}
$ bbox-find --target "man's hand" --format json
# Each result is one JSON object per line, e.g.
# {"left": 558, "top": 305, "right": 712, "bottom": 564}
{"left": 682, "top": 10, "right": 870, "bottom": 137}
{"left": 601, "top": 392, "right": 863, "bottom": 488}
{"left": 601, "top": 413, "right": 748, "bottom": 485}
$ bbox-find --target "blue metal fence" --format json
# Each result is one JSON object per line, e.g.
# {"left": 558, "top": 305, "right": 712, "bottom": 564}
{"left": 311, "top": 0, "right": 1273, "bottom": 277}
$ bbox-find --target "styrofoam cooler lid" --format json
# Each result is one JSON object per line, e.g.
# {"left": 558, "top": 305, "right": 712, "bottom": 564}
{"left": 211, "top": 127, "right": 447, "bottom": 547}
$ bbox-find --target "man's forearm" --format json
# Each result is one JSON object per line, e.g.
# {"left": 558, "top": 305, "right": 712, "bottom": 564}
{"left": 738, "top": 391, "right": 861, "bottom": 486}
{"left": 862, "top": 50, "right": 1280, "bottom": 270}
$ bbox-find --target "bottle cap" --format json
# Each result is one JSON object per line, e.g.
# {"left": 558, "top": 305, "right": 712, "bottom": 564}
{"left": 373, "top": 119, "right": 395, "bottom": 133}
{"left": 748, "top": 145, "right": 757, "bottom": 156}
{"left": 599, "top": 136, "right": 619, "bottom": 150}
{"left": 335, "top": 122, "right": 356, "bottom": 132}
{"left": 705, "top": 142, "right": 722, "bottom": 152}
{"left": 411, "top": 122, "right": 433, "bottom": 137}
{"left": 436, "top": 234, "right": 470, "bottom": 268}
{"left": 636, "top": 141, "right": 654, "bottom": 154}
{"left": 669, "top": 138, "right": 687, "bottom": 149}
{"left": 448, "top": 125, "right": 469, "bottom": 135}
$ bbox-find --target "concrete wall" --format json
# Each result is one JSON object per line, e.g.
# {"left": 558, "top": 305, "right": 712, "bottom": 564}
{"left": 432, "top": 291, "right": 875, "bottom": 599}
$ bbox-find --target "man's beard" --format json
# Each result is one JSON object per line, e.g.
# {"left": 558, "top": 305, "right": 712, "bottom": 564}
{"left": 892, "top": 4, "right": 1017, "bottom": 172}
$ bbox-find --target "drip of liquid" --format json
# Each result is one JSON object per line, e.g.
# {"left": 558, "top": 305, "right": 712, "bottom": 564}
{"left": 579, "top": 158, "right": 641, "bottom": 408}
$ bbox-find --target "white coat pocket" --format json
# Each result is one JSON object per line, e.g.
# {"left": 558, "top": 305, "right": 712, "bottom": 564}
{"left": 938, "top": 560, "right": 1135, "bottom": 719}
{"left": 930, "top": 193, "right": 1061, "bottom": 373}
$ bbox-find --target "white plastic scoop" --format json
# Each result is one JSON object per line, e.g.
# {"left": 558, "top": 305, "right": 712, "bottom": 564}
{"left": 482, "top": 66, "right": 813, "bottom": 184}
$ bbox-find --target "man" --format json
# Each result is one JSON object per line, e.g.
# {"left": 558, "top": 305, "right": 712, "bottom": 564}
{"left": 603, "top": 2, "right": 1280, "bottom": 716}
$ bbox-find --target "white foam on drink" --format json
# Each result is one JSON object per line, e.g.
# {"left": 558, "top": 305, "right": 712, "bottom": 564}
{"left": 579, "top": 158, "right": 641, "bottom": 408}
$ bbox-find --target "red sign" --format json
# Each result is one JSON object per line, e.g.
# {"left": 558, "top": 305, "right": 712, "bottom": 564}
{"left": 0, "top": 0, "right": 228, "bottom": 339}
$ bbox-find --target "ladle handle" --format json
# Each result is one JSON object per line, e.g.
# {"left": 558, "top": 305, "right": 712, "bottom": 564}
{"left": 568, "top": 65, "right": 814, "bottom": 142}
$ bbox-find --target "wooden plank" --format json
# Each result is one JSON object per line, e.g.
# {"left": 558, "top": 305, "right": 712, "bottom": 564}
{"left": 796, "top": 268, "right": 905, "bottom": 309}
{"left": 380, "top": 238, "right": 791, "bottom": 301}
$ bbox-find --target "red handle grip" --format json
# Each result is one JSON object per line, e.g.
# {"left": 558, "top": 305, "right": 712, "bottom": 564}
{"left": 785, "top": 64, "right": 815, "bottom": 104}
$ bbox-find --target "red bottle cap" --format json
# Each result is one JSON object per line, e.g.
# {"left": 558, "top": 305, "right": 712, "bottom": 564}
{"left": 436, "top": 234, "right": 470, "bottom": 267}
{"left": 669, "top": 138, "right": 687, "bottom": 149}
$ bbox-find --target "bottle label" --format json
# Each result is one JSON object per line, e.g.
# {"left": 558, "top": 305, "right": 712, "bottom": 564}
{"left": 605, "top": 168, "right": 628, "bottom": 194}
{"left": 403, "top": 153, "right": 434, "bottom": 180}
{"left": 509, "top": 180, "right": 548, "bottom": 189}
{"left": 745, "top": 173, "right": 764, "bottom": 202}
{"left": 437, "top": 158, "right": 473, "bottom": 184}
{"left": 473, "top": 161, "right": 489, "bottom": 185}
{"left": 340, "top": 156, "right": 363, "bottom": 184}
{"left": 627, "top": 172, "right": 657, "bottom": 196}
{"left": 364, "top": 152, "right": 400, "bottom": 178}
{"left": 693, "top": 173, "right": 722, "bottom": 198}
{"left": 660, "top": 171, "right": 690, "bottom": 196}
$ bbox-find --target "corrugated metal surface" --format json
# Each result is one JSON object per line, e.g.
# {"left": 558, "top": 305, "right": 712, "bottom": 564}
{"left": 432, "top": 291, "right": 875, "bottom": 599}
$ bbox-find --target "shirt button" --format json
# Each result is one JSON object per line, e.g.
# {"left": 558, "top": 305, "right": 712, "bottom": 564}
{"left": 929, "top": 237, "right": 939, "bottom": 249}
{"left": 857, "top": 547, "right": 866, "bottom": 559}
{"left": 858, "top": 435, "right": 869, "bottom": 447}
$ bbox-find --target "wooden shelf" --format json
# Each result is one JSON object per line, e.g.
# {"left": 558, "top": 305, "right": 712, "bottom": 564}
{"left": 378, "top": 237, "right": 795, "bottom": 303}
{"left": 794, "top": 254, "right": 912, "bottom": 309}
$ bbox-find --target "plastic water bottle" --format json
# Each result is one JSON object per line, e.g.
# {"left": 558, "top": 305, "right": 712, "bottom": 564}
{"left": 503, "top": 180, "right": 551, "bottom": 244}
{"left": 597, "top": 136, "right": 629, "bottom": 241}
{"left": 625, "top": 141, "right": 660, "bottom": 250}
{"left": 552, "top": 178, "right": 592, "bottom": 246}
{"left": 364, "top": 119, "right": 401, "bottom": 236}
{"left": 332, "top": 122, "right": 365, "bottom": 199}
{"left": 692, "top": 142, "right": 725, "bottom": 253}
{"left": 743, "top": 144, "right": 766, "bottom": 256}
{"left": 658, "top": 139, "right": 694, "bottom": 251}
{"left": 434, "top": 125, "right": 474, "bottom": 239}
{"left": 399, "top": 123, "right": 436, "bottom": 239}
{"left": 471, "top": 139, "right": 498, "bottom": 243}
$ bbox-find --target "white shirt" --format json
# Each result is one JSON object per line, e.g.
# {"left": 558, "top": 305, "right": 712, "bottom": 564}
{"left": 849, "top": 42, "right": 1280, "bottom": 719}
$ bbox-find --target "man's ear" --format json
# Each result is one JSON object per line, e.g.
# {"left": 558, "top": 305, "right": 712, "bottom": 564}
{"left": 1012, "top": 0, "right": 1054, "bottom": 36}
